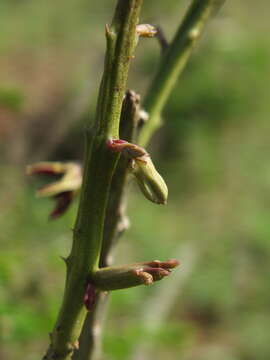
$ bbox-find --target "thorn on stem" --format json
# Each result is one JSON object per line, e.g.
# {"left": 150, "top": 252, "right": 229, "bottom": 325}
{"left": 105, "top": 24, "right": 116, "bottom": 40}
{"left": 59, "top": 256, "right": 69, "bottom": 266}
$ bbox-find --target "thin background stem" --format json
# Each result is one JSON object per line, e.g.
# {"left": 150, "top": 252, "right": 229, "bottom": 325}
{"left": 139, "top": 0, "right": 226, "bottom": 147}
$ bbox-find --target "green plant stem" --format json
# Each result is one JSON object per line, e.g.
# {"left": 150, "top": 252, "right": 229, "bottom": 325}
{"left": 43, "top": 2, "right": 143, "bottom": 359}
{"left": 139, "top": 0, "right": 225, "bottom": 147}
{"left": 74, "top": 90, "right": 141, "bottom": 360}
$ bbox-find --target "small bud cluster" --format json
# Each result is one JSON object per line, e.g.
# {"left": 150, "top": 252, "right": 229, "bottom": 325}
{"left": 91, "top": 259, "right": 179, "bottom": 291}
{"left": 26, "top": 162, "right": 82, "bottom": 219}
{"left": 133, "top": 259, "right": 179, "bottom": 285}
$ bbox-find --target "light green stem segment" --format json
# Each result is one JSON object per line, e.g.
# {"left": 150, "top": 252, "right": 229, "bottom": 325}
{"left": 43, "top": 2, "right": 143, "bottom": 360}
{"left": 139, "top": 0, "right": 225, "bottom": 147}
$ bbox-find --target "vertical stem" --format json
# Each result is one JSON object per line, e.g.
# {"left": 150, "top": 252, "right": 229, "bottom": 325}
{"left": 43, "top": 2, "right": 143, "bottom": 360}
{"left": 139, "top": 0, "right": 225, "bottom": 146}
{"left": 74, "top": 91, "right": 141, "bottom": 360}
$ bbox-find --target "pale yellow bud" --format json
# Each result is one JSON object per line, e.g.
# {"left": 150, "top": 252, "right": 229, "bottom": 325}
{"left": 132, "top": 154, "right": 168, "bottom": 205}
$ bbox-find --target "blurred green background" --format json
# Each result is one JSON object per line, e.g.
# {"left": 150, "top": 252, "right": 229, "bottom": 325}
{"left": 1, "top": 1, "right": 270, "bottom": 359}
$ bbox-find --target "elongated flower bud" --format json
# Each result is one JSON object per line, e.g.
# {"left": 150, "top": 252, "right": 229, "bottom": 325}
{"left": 91, "top": 259, "right": 179, "bottom": 290}
{"left": 107, "top": 139, "right": 168, "bottom": 204}
{"left": 131, "top": 155, "right": 168, "bottom": 205}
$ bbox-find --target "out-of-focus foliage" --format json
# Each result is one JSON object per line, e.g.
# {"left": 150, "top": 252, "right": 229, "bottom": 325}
{"left": 0, "top": 1, "right": 270, "bottom": 360}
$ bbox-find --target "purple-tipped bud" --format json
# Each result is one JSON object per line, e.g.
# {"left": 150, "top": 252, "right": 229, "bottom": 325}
{"left": 91, "top": 259, "right": 180, "bottom": 291}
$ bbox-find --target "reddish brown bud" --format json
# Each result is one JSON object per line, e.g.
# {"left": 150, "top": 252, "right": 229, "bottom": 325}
{"left": 106, "top": 139, "right": 146, "bottom": 158}
{"left": 83, "top": 283, "right": 97, "bottom": 311}
{"left": 50, "top": 192, "right": 74, "bottom": 220}
{"left": 145, "top": 259, "right": 180, "bottom": 269}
